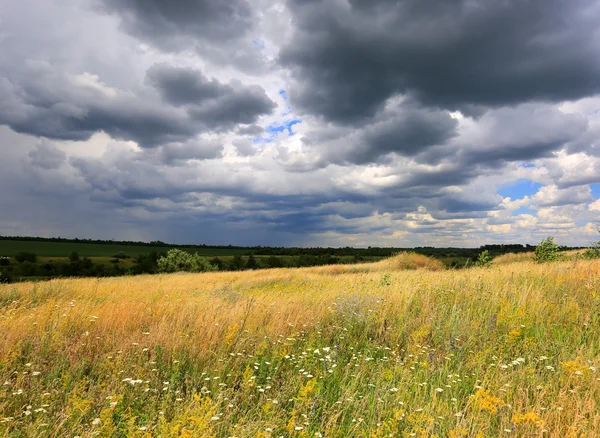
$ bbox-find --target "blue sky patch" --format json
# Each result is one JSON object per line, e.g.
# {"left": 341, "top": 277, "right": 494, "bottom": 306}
{"left": 252, "top": 119, "right": 302, "bottom": 144}
{"left": 279, "top": 89, "right": 292, "bottom": 116}
{"left": 497, "top": 179, "right": 542, "bottom": 199}
{"left": 512, "top": 206, "right": 536, "bottom": 216}
{"left": 519, "top": 163, "right": 536, "bottom": 168}
{"left": 266, "top": 119, "right": 302, "bottom": 136}
{"left": 591, "top": 183, "right": 600, "bottom": 199}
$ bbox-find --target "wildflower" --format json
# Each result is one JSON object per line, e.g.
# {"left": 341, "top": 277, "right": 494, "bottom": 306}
{"left": 92, "top": 418, "right": 101, "bottom": 426}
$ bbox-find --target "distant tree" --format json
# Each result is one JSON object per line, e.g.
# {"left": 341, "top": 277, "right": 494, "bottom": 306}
{"left": 21, "top": 261, "right": 38, "bottom": 277}
{"left": 81, "top": 256, "right": 93, "bottom": 269}
{"left": 264, "top": 256, "right": 284, "bottom": 268}
{"left": 210, "top": 257, "right": 224, "bottom": 270}
{"left": 14, "top": 252, "right": 37, "bottom": 263}
{"left": 157, "top": 249, "right": 217, "bottom": 273}
{"left": 230, "top": 255, "right": 245, "bottom": 271}
{"left": 113, "top": 251, "right": 130, "bottom": 259}
{"left": 69, "top": 251, "right": 80, "bottom": 262}
{"left": 246, "top": 254, "right": 258, "bottom": 270}
{"left": 535, "top": 237, "right": 560, "bottom": 263}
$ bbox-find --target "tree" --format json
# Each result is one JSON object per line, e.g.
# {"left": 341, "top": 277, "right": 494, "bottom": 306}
{"left": 245, "top": 254, "right": 258, "bottom": 270}
{"left": 69, "top": 251, "right": 80, "bottom": 262}
{"left": 157, "top": 249, "right": 217, "bottom": 273}
{"left": 14, "top": 252, "right": 36, "bottom": 263}
{"left": 264, "top": 256, "right": 284, "bottom": 268}
{"left": 81, "top": 256, "right": 93, "bottom": 269}
{"left": 475, "top": 250, "right": 492, "bottom": 267}
{"left": 535, "top": 237, "right": 560, "bottom": 263}
{"left": 230, "top": 255, "right": 245, "bottom": 271}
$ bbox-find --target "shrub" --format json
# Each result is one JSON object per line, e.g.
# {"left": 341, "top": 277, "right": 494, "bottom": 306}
{"left": 14, "top": 252, "right": 37, "bottom": 263}
{"left": 245, "top": 254, "right": 258, "bottom": 270}
{"left": 582, "top": 246, "right": 600, "bottom": 260}
{"left": 475, "top": 250, "right": 492, "bottom": 267}
{"left": 157, "top": 249, "right": 217, "bottom": 273}
{"left": 113, "top": 251, "right": 130, "bottom": 259}
{"left": 534, "top": 237, "right": 560, "bottom": 263}
{"left": 0, "top": 270, "right": 12, "bottom": 283}
{"left": 582, "top": 227, "right": 600, "bottom": 260}
{"left": 0, "top": 256, "right": 10, "bottom": 266}
{"left": 69, "top": 251, "right": 80, "bottom": 262}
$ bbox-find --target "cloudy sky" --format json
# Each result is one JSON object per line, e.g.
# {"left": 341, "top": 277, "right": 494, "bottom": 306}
{"left": 1, "top": 0, "right": 600, "bottom": 247}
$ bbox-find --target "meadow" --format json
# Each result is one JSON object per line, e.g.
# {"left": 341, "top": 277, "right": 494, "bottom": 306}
{"left": 0, "top": 254, "right": 599, "bottom": 437}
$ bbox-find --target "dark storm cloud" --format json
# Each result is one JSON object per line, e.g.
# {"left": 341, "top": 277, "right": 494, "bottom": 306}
{"left": 412, "top": 104, "right": 589, "bottom": 176}
{"left": 296, "top": 103, "right": 458, "bottom": 167}
{"left": 95, "top": 0, "right": 265, "bottom": 71}
{"left": 281, "top": 0, "right": 600, "bottom": 122}
{"left": 0, "top": 63, "right": 275, "bottom": 148}
{"left": 96, "top": 0, "right": 251, "bottom": 45}
{"left": 0, "top": 67, "right": 194, "bottom": 147}
{"left": 146, "top": 63, "right": 276, "bottom": 130}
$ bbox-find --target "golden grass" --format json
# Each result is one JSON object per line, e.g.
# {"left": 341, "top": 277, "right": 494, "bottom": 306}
{"left": 493, "top": 249, "right": 588, "bottom": 265}
{"left": 314, "top": 252, "right": 445, "bottom": 275}
{"left": 0, "top": 257, "right": 599, "bottom": 437}
{"left": 492, "top": 252, "right": 535, "bottom": 265}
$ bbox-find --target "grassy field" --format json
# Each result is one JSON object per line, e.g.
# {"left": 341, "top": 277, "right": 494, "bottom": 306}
{"left": 0, "top": 240, "right": 250, "bottom": 258}
{"left": 0, "top": 254, "right": 599, "bottom": 437}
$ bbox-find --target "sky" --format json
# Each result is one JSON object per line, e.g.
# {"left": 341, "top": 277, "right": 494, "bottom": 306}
{"left": 0, "top": 0, "right": 600, "bottom": 247}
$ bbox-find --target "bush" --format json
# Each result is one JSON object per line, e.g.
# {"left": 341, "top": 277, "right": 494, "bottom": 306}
{"left": 246, "top": 254, "right": 258, "bottom": 270}
{"left": 69, "top": 251, "right": 80, "bottom": 262}
{"left": 582, "top": 227, "right": 600, "bottom": 259}
{"left": 264, "top": 256, "right": 284, "bottom": 268}
{"left": 14, "top": 252, "right": 37, "bottom": 263}
{"left": 534, "top": 237, "right": 560, "bottom": 263}
{"left": 0, "top": 270, "right": 12, "bottom": 283}
{"left": 157, "top": 249, "right": 217, "bottom": 273}
{"left": 475, "top": 250, "right": 492, "bottom": 267}
{"left": 113, "top": 251, "right": 130, "bottom": 259}
{"left": 0, "top": 256, "right": 10, "bottom": 266}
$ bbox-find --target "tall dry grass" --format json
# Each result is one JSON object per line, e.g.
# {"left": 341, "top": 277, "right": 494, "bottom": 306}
{"left": 314, "top": 252, "right": 444, "bottom": 275}
{"left": 0, "top": 256, "right": 599, "bottom": 436}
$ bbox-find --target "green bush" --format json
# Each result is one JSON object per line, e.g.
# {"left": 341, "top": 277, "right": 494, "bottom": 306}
{"left": 157, "top": 249, "right": 217, "bottom": 273}
{"left": 0, "top": 270, "right": 12, "bottom": 283}
{"left": 14, "top": 252, "right": 37, "bottom": 263}
{"left": 581, "top": 226, "right": 600, "bottom": 259}
{"left": 475, "top": 250, "right": 492, "bottom": 267}
{"left": 534, "top": 237, "right": 560, "bottom": 263}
